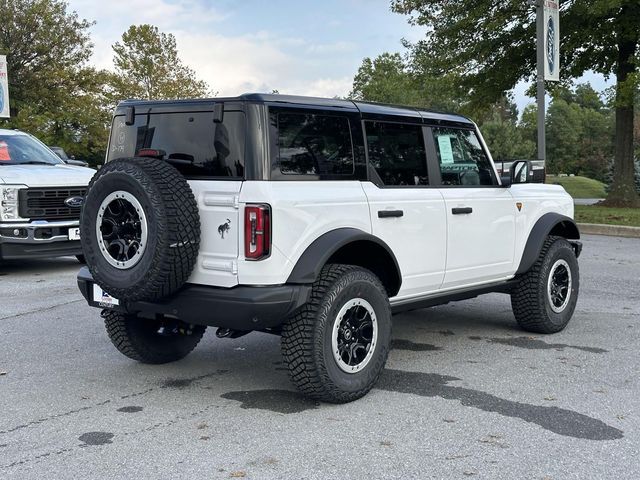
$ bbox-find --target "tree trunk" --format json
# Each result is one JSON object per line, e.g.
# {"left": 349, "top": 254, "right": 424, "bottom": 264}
{"left": 602, "top": 5, "right": 640, "bottom": 208}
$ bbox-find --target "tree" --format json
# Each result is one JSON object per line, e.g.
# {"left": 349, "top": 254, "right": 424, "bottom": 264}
{"left": 577, "top": 103, "right": 614, "bottom": 180}
{"left": 574, "top": 83, "right": 606, "bottom": 111}
{"left": 478, "top": 94, "right": 534, "bottom": 161}
{"left": 350, "top": 52, "right": 465, "bottom": 112}
{"left": 110, "top": 25, "right": 210, "bottom": 101}
{"left": 546, "top": 99, "right": 584, "bottom": 174}
{"left": 481, "top": 117, "right": 536, "bottom": 161}
{"left": 350, "top": 53, "right": 417, "bottom": 105}
{"left": 0, "top": 0, "right": 110, "bottom": 165}
{"left": 392, "top": 0, "right": 640, "bottom": 207}
{"left": 14, "top": 68, "right": 112, "bottom": 165}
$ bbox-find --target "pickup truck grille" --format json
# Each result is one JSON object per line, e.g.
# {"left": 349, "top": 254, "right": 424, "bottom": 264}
{"left": 19, "top": 187, "right": 87, "bottom": 221}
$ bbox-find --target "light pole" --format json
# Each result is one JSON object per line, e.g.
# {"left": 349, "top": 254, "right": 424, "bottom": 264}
{"left": 531, "top": 0, "right": 560, "bottom": 165}
{"left": 535, "top": 0, "right": 545, "bottom": 164}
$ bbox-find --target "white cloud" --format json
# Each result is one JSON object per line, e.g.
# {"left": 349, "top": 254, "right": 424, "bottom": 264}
{"left": 176, "top": 32, "right": 354, "bottom": 98}
{"left": 176, "top": 32, "right": 296, "bottom": 96}
{"left": 305, "top": 41, "right": 357, "bottom": 55}
{"left": 72, "top": 0, "right": 228, "bottom": 29}
{"left": 290, "top": 77, "right": 354, "bottom": 98}
{"left": 71, "top": 0, "right": 229, "bottom": 70}
{"left": 69, "top": 0, "right": 361, "bottom": 100}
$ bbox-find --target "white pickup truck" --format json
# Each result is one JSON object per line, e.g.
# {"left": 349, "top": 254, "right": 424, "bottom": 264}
{"left": 0, "top": 129, "right": 94, "bottom": 261}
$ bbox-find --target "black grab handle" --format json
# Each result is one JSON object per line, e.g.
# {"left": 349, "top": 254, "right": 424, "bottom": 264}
{"left": 452, "top": 207, "right": 473, "bottom": 215}
{"left": 378, "top": 210, "right": 404, "bottom": 218}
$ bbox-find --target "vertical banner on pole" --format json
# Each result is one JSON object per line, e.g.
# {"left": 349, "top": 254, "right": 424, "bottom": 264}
{"left": 0, "top": 55, "right": 9, "bottom": 118}
{"left": 543, "top": 1, "right": 560, "bottom": 81}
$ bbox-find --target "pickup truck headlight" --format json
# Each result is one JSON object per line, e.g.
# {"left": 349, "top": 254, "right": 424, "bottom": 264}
{"left": 0, "top": 185, "right": 27, "bottom": 221}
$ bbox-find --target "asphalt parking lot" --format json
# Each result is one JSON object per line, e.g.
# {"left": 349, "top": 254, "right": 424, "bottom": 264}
{"left": 1, "top": 234, "right": 639, "bottom": 479}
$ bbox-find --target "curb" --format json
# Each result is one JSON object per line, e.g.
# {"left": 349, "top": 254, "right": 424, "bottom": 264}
{"left": 578, "top": 223, "right": 640, "bottom": 238}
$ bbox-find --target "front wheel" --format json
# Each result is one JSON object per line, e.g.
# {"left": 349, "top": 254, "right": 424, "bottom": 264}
{"left": 281, "top": 264, "right": 392, "bottom": 403}
{"left": 511, "top": 236, "right": 579, "bottom": 333}
{"left": 103, "top": 311, "right": 206, "bottom": 364}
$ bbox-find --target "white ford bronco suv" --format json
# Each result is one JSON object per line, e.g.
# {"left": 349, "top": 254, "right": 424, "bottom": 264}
{"left": 0, "top": 129, "right": 94, "bottom": 262}
{"left": 77, "top": 94, "right": 581, "bottom": 403}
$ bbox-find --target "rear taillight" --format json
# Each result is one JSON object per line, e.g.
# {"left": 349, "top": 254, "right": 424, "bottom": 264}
{"left": 244, "top": 204, "right": 271, "bottom": 260}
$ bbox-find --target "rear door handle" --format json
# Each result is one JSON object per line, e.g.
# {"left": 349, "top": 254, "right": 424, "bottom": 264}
{"left": 452, "top": 207, "right": 473, "bottom": 215}
{"left": 378, "top": 210, "right": 404, "bottom": 218}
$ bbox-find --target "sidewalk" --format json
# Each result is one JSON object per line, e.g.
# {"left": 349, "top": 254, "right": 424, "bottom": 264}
{"left": 578, "top": 223, "right": 640, "bottom": 238}
{"left": 574, "top": 198, "right": 604, "bottom": 206}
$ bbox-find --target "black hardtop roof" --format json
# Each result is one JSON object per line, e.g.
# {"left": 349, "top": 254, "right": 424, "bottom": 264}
{"left": 116, "top": 93, "right": 474, "bottom": 125}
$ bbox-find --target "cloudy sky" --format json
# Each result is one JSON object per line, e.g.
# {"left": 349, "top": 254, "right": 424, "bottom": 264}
{"left": 69, "top": 0, "right": 611, "bottom": 115}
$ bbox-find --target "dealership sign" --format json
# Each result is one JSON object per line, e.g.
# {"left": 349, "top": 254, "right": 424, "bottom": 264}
{"left": 0, "top": 55, "right": 9, "bottom": 118}
{"left": 543, "top": 0, "right": 560, "bottom": 81}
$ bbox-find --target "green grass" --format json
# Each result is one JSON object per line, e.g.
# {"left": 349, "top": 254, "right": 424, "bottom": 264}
{"left": 575, "top": 205, "right": 640, "bottom": 227}
{"left": 546, "top": 175, "right": 607, "bottom": 199}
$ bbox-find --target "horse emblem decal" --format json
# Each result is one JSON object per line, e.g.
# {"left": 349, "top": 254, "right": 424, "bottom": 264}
{"left": 218, "top": 218, "right": 231, "bottom": 239}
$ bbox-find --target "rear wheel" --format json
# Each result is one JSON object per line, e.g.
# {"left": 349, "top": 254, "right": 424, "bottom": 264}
{"left": 511, "top": 236, "right": 579, "bottom": 333}
{"left": 281, "top": 264, "right": 392, "bottom": 403}
{"left": 103, "top": 310, "right": 206, "bottom": 364}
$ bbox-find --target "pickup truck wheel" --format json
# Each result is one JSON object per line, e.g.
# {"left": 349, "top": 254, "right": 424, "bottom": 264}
{"left": 103, "top": 310, "right": 206, "bottom": 364}
{"left": 80, "top": 157, "right": 200, "bottom": 302}
{"left": 511, "top": 236, "right": 579, "bottom": 333}
{"left": 281, "top": 264, "right": 392, "bottom": 403}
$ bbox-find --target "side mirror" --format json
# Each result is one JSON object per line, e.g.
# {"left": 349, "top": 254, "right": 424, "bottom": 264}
{"left": 510, "top": 160, "right": 533, "bottom": 185}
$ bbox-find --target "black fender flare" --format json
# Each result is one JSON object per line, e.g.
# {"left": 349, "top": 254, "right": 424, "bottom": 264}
{"left": 516, "top": 213, "right": 580, "bottom": 275}
{"left": 286, "top": 228, "right": 402, "bottom": 295}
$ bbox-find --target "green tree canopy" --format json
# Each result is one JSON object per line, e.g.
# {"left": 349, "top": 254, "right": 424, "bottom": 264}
{"left": 349, "top": 52, "right": 466, "bottom": 113}
{"left": 350, "top": 53, "right": 417, "bottom": 105}
{"left": 546, "top": 99, "right": 584, "bottom": 174}
{"left": 392, "top": 0, "right": 640, "bottom": 207}
{"left": 110, "top": 24, "right": 210, "bottom": 101}
{"left": 0, "top": 0, "right": 110, "bottom": 164}
{"left": 481, "top": 95, "right": 536, "bottom": 161}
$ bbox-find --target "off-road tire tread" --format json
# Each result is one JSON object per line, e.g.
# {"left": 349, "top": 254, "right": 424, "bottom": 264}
{"left": 511, "top": 235, "right": 576, "bottom": 333}
{"left": 281, "top": 264, "right": 391, "bottom": 403}
{"left": 82, "top": 158, "right": 200, "bottom": 301}
{"left": 103, "top": 310, "right": 205, "bottom": 364}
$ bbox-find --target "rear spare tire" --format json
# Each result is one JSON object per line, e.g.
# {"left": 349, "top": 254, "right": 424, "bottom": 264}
{"left": 80, "top": 157, "right": 200, "bottom": 302}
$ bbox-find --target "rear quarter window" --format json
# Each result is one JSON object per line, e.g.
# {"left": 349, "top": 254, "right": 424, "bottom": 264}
{"left": 270, "top": 111, "right": 355, "bottom": 179}
{"left": 108, "top": 111, "right": 245, "bottom": 178}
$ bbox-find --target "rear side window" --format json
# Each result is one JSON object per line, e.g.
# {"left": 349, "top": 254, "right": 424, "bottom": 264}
{"left": 432, "top": 127, "right": 496, "bottom": 186}
{"left": 275, "top": 112, "right": 354, "bottom": 176}
{"left": 108, "top": 111, "right": 245, "bottom": 178}
{"left": 365, "top": 121, "right": 429, "bottom": 186}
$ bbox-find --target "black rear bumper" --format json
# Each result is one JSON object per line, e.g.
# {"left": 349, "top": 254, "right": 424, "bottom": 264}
{"left": 77, "top": 267, "right": 311, "bottom": 330}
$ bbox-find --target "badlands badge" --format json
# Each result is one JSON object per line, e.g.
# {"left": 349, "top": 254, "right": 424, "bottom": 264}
{"left": 516, "top": 202, "right": 523, "bottom": 212}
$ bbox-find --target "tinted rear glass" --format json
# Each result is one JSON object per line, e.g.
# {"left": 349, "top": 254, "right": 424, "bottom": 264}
{"left": 276, "top": 112, "right": 354, "bottom": 176}
{"left": 365, "top": 121, "right": 429, "bottom": 186}
{"left": 108, "top": 111, "right": 245, "bottom": 178}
